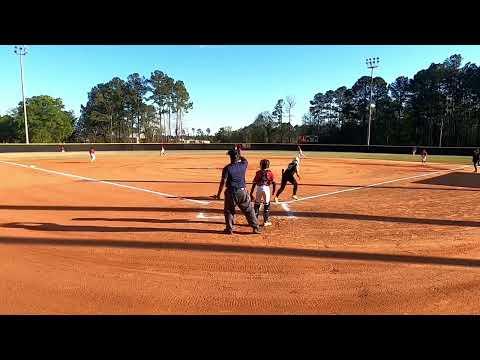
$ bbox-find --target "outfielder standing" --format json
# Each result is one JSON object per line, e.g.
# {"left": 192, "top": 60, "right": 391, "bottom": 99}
{"left": 214, "top": 148, "right": 261, "bottom": 235}
{"left": 421, "top": 149, "right": 428, "bottom": 165}
{"left": 250, "top": 159, "right": 276, "bottom": 227}
{"left": 473, "top": 148, "right": 479, "bottom": 173}
{"left": 89, "top": 146, "right": 96, "bottom": 162}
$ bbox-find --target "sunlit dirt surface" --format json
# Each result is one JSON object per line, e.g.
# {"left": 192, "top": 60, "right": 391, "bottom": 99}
{"left": 1, "top": 150, "right": 479, "bottom": 314}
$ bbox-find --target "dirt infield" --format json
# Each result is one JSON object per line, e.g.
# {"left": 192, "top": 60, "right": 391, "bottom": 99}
{"left": 1, "top": 150, "right": 480, "bottom": 314}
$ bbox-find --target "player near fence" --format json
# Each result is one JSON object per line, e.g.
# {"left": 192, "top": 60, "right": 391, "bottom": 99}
{"left": 473, "top": 148, "right": 480, "bottom": 173}
{"left": 89, "top": 146, "right": 96, "bottom": 162}
{"left": 420, "top": 149, "right": 428, "bottom": 165}
{"left": 213, "top": 148, "right": 261, "bottom": 235}
{"left": 160, "top": 146, "right": 166, "bottom": 156}
{"left": 297, "top": 145, "right": 306, "bottom": 159}
{"left": 274, "top": 156, "right": 301, "bottom": 203}
{"left": 250, "top": 159, "right": 276, "bottom": 227}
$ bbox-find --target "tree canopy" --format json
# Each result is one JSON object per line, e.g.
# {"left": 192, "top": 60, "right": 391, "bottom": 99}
{"left": 215, "top": 54, "right": 480, "bottom": 147}
{"left": 3, "top": 95, "right": 75, "bottom": 143}
{"left": 76, "top": 70, "right": 193, "bottom": 143}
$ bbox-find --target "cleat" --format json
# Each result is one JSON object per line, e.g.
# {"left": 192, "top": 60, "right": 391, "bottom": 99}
{"left": 253, "top": 227, "right": 261, "bottom": 234}
{"left": 292, "top": 195, "right": 299, "bottom": 200}
{"left": 263, "top": 221, "right": 272, "bottom": 227}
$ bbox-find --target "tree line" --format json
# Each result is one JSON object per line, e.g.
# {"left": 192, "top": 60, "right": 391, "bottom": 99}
{"left": 214, "top": 96, "right": 299, "bottom": 143}
{"left": 215, "top": 54, "right": 480, "bottom": 147}
{"left": 0, "top": 96, "right": 76, "bottom": 143}
{"left": 2, "top": 53, "right": 480, "bottom": 147}
{"left": 75, "top": 71, "right": 193, "bottom": 143}
{"left": 0, "top": 69, "right": 194, "bottom": 144}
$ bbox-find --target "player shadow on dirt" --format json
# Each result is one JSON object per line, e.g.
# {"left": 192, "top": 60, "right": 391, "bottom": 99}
{"left": 2, "top": 222, "right": 257, "bottom": 235}
{"left": 1, "top": 234, "right": 480, "bottom": 268}
{"left": 70, "top": 217, "right": 250, "bottom": 227}
{"left": 415, "top": 172, "right": 480, "bottom": 188}
{"left": 2, "top": 205, "right": 480, "bottom": 228}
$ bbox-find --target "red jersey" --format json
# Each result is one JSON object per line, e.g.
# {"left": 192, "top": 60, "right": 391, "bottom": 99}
{"left": 253, "top": 169, "right": 275, "bottom": 186}
{"left": 89, "top": 148, "right": 95, "bottom": 154}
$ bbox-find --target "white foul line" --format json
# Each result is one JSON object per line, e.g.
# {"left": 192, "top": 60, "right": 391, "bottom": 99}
{"left": 281, "top": 203, "right": 297, "bottom": 219}
{"left": 279, "top": 165, "right": 469, "bottom": 205}
{"left": 0, "top": 160, "right": 210, "bottom": 205}
{"left": 197, "top": 212, "right": 224, "bottom": 220}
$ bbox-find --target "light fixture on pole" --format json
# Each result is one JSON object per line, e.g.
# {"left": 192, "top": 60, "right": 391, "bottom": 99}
{"left": 366, "top": 57, "right": 380, "bottom": 147}
{"left": 14, "top": 45, "right": 29, "bottom": 144}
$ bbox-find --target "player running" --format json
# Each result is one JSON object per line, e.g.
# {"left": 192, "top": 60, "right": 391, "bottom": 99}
{"left": 473, "top": 149, "right": 479, "bottom": 173}
{"left": 420, "top": 149, "right": 428, "bottom": 165}
{"left": 274, "top": 157, "right": 301, "bottom": 203}
{"left": 89, "top": 147, "right": 96, "bottom": 162}
{"left": 250, "top": 159, "right": 276, "bottom": 227}
{"left": 160, "top": 146, "right": 166, "bottom": 156}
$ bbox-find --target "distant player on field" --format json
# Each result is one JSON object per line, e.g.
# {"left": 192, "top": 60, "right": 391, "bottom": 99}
{"left": 274, "top": 157, "right": 301, "bottom": 203}
{"left": 420, "top": 149, "right": 428, "bottom": 165}
{"left": 297, "top": 145, "right": 306, "bottom": 159}
{"left": 473, "top": 148, "right": 479, "bottom": 173}
{"left": 89, "top": 146, "right": 96, "bottom": 162}
{"left": 160, "top": 146, "right": 166, "bottom": 156}
{"left": 250, "top": 159, "right": 276, "bottom": 227}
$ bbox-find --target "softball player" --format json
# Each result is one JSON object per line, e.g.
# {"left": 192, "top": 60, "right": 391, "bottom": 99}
{"left": 160, "top": 146, "right": 166, "bottom": 156}
{"left": 89, "top": 147, "right": 96, "bottom": 162}
{"left": 250, "top": 159, "right": 276, "bottom": 226}
{"left": 297, "top": 145, "right": 306, "bottom": 159}
{"left": 473, "top": 149, "right": 479, "bottom": 173}
{"left": 274, "top": 157, "right": 301, "bottom": 203}
{"left": 421, "top": 149, "right": 428, "bottom": 165}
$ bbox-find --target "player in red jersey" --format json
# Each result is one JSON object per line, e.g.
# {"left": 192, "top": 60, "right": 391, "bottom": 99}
{"left": 250, "top": 159, "right": 276, "bottom": 226}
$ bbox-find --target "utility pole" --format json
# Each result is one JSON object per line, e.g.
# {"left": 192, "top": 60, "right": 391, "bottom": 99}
{"left": 366, "top": 57, "right": 380, "bottom": 147}
{"left": 14, "top": 45, "right": 29, "bottom": 144}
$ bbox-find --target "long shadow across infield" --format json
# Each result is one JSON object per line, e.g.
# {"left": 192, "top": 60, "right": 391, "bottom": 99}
{"left": 0, "top": 235, "right": 479, "bottom": 268}
{"left": 2, "top": 205, "right": 480, "bottom": 228}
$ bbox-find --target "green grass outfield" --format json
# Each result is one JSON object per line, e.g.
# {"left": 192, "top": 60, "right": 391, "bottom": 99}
{"left": 0, "top": 149, "right": 473, "bottom": 165}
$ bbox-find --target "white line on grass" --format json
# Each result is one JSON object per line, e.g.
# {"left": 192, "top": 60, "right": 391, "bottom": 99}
{"left": 0, "top": 160, "right": 210, "bottom": 205}
{"left": 279, "top": 165, "right": 469, "bottom": 205}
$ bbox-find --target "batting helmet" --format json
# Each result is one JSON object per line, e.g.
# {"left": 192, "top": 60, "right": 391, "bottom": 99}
{"left": 260, "top": 159, "right": 270, "bottom": 170}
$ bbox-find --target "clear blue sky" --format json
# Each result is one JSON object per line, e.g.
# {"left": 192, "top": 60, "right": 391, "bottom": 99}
{"left": 1, "top": 45, "right": 479, "bottom": 133}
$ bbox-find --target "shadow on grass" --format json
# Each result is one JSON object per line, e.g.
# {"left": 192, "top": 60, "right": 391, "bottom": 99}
{"left": 415, "top": 172, "right": 480, "bottom": 189}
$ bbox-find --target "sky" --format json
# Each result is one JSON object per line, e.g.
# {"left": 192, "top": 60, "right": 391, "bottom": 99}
{"left": 1, "top": 45, "right": 479, "bottom": 133}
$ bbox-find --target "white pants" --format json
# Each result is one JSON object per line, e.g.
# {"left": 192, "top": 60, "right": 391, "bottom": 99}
{"left": 255, "top": 185, "right": 271, "bottom": 205}
{"left": 90, "top": 154, "right": 96, "bottom": 162}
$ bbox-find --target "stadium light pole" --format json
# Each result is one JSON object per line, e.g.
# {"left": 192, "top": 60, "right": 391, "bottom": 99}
{"left": 366, "top": 57, "right": 380, "bottom": 147}
{"left": 14, "top": 45, "right": 29, "bottom": 144}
